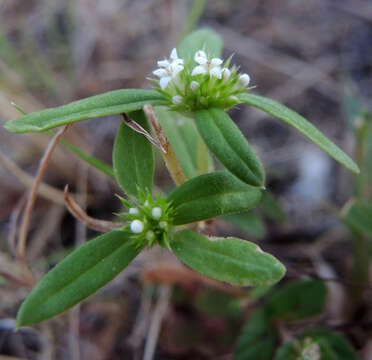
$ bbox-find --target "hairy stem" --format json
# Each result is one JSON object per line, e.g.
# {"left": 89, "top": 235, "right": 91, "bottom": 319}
{"left": 144, "top": 104, "right": 186, "bottom": 186}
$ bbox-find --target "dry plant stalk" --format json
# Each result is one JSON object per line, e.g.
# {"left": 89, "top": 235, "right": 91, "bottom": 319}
{"left": 64, "top": 185, "right": 123, "bottom": 233}
{"left": 0, "top": 151, "right": 65, "bottom": 204}
{"left": 17, "top": 125, "right": 71, "bottom": 260}
{"left": 144, "top": 104, "right": 186, "bottom": 186}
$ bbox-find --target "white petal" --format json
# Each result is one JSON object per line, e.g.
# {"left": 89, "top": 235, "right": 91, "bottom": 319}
{"left": 209, "top": 66, "right": 222, "bottom": 78}
{"left": 211, "top": 58, "right": 223, "bottom": 67}
{"left": 157, "top": 59, "right": 170, "bottom": 68}
{"left": 170, "top": 63, "right": 184, "bottom": 77}
{"left": 190, "top": 81, "right": 200, "bottom": 91}
{"left": 153, "top": 68, "right": 168, "bottom": 78}
{"left": 172, "top": 95, "right": 183, "bottom": 105}
{"left": 222, "top": 68, "right": 231, "bottom": 79}
{"left": 159, "top": 76, "right": 171, "bottom": 89}
{"left": 192, "top": 65, "right": 207, "bottom": 76}
{"left": 129, "top": 207, "right": 139, "bottom": 215}
{"left": 194, "top": 50, "right": 207, "bottom": 65}
{"left": 172, "top": 58, "right": 184, "bottom": 66}
{"left": 170, "top": 48, "right": 178, "bottom": 60}
{"left": 239, "top": 73, "right": 250, "bottom": 87}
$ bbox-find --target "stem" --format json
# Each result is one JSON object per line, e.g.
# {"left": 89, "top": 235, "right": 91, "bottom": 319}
{"left": 144, "top": 105, "right": 186, "bottom": 186}
{"left": 350, "top": 235, "right": 370, "bottom": 305}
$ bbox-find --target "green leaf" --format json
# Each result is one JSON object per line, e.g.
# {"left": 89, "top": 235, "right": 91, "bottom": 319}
{"left": 239, "top": 93, "right": 360, "bottom": 174}
{"left": 57, "top": 135, "right": 115, "bottom": 178}
{"left": 4, "top": 89, "right": 165, "bottom": 133}
{"left": 223, "top": 211, "right": 266, "bottom": 239}
{"left": 342, "top": 199, "right": 372, "bottom": 239}
{"left": 17, "top": 231, "right": 141, "bottom": 327}
{"left": 299, "top": 328, "right": 359, "bottom": 360}
{"left": 178, "top": 28, "right": 223, "bottom": 61}
{"left": 194, "top": 108, "right": 265, "bottom": 187}
{"left": 113, "top": 110, "right": 154, "bottom": 198}
{"left": 234, "top": 308, "right": 277, "bottom": 360}
{"left": 266, "top": 280, "right": 327, "bottom": 321}
{"left": 275, "top": 343, "right": 298, "bottom": 360}
{"left": 259, "top": 191, "right": 286, "bottom": 223}
{"left": 167, "top": 170, "right": 262, "bottom": 225}
{"left": 155, "top": 107, "right": 212, "bottom": 179}
{"left": 171, "top": 230, "right": 286, "bottom": 286}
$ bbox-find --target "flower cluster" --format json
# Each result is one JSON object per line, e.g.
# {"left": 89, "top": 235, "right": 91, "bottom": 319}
{"left": 152, "top": 48, "right": 251, "bottom": 111}
{"left": 118, "top": 191, "right": 173, "bottom": 249}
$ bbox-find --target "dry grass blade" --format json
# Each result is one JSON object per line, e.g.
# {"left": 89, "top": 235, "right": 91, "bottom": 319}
{"left": 0, "top": 151, "right": 65, "bottom": 205}
{"left": 0, "top": 271, "right": 31, "bottom": 288}
{"left": 123, "top": 113, "right": 166, "bottom": 153}
{"left": 144, "top": 104, "right": 186, "bottom": 186}
{"left": 7, "top": 195, "right": 27, "bottom": 257}
{"left": 64, "top": 185, "right": 123, "bottom": 233}
{"left": 17, "top": 125, "right": 71, "bottom": 260}
{"left": 143, "top": 285, "right": 171, "bottom": 360}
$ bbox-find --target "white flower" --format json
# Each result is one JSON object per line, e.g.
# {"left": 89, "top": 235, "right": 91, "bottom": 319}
{"left": 151, "top": 207, "right": 162, "bottom": 219}
{"left": 192, "top": 50, "right": 223, "bottom": 78}
{"left": 129, "top": 207, "right": 139, "bottom": 215}
{"left": 238, "top": 73, "right": 250, "bottom": 87}
{"left": 190, "top": 81, "right": 200, "bottom": 91}
{"left": 172, "top": 95, "right": 183, "bottom": 105}
{"left": 153, "top": 48, "right": 184, "bottom": 90}
{"left": 130, "top": 219, "right": 144, "bottom": 233}
{"left": 222, "top": 68, "right": 231, "bottom": 80}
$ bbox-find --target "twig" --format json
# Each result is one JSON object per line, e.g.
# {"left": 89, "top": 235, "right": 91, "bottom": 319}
{"left": 127, "top": 287, "right": 153, "bottom": 354}
{"left": 0, "top": 151, "right": 65, "bottom": 205}
{"left": 143, "top": 285, "right": 171, "bottom": 360}
{"left": 144, "top": 104, "right": 186, "bottom": 186}
{"left": 27, "top": 205, "right": 65, "bottom": 261}
{"left": 0, "top": 271, "right": 31, "bottom": 288}
{"left": 64, "top": 185, "right": 123, "bottom": 233}
{"left": 17, "top": 125, "right": 70, "bottom": 260}
{"left": 7, "top": 195, "right": 27, "bottom": 257}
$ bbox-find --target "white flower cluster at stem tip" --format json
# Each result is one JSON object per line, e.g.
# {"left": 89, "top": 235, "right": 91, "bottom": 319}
{"left": 153, "top": 48, "right": 184, "bottom": 90}
{"left": 152, "top": 48, "right": 251, "bottom": 110}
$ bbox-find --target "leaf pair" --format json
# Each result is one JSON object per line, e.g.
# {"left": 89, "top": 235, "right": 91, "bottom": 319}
{"left": 17, "top": 226, "right": 286, "bottom": 327}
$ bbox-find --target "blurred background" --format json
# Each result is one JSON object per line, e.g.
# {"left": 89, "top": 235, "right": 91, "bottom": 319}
{"left": 0, "top": 0, "right": 371, "bottom": 359}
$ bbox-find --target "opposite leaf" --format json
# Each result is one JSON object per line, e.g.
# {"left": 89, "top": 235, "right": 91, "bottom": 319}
{"left": 4, "top": 89, "right": 165, "bottom": 133}
{"left": 239, "top": 93, "right": 359, "bottom": 174}
{"left": 167, "top": 170, "right": 262, "bottom": 225}
{"left": 17, "top": 231, "right": 141, "bottom": 327}
{"left": 113, "top": 110, "right": 154, "bottom": 198}
{"left": 171, "top": 230, "right": 285, "bottom": 286}
{"left": 194, "top": 108, "right": 265, "bottom": 187}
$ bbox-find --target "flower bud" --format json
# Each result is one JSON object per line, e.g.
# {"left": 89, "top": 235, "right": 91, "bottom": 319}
{"left": 130, "top": 220, "right": 144, "bottom": 233}
{"left": 151, "top": 207, "right": 162, "bottom": 219}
